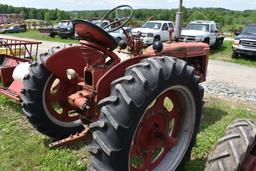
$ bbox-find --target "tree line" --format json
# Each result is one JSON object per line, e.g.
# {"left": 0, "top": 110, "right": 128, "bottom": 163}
{"left": 0, "top": 4, "right": 70, "bottom": 21}
{"left": 1, "top": 3, "right": 256, "bottom": 31}
{"left": 73, "top": 8, "right": 256, "bottom": 31}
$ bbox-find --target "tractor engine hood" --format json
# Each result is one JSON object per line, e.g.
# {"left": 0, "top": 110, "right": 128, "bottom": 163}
{"left": 144, "top": 41, "right": 210, "bottom": 58}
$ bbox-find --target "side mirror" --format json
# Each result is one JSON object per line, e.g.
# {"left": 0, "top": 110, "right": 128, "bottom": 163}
{"left": 235, "top": 32, "right": 240, "bottom": 36}
{"left": 214, "top": 30, "right": 218, "bottom": 33}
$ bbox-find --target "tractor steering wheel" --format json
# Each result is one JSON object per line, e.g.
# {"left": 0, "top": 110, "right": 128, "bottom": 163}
{"left": 101, "top": 5, "right": 133, "bottom": 32}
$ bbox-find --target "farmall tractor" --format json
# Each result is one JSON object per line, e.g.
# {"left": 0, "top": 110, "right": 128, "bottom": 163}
{"left": 20, "top": 2, "right": 210, "bottom": 171}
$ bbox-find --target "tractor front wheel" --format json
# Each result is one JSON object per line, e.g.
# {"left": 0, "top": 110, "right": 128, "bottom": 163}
{"left": 21, "top": 62, "right": 84, "bottom": 139}
{"left": 87, "top": 57, "right": 203, "bottom": 171}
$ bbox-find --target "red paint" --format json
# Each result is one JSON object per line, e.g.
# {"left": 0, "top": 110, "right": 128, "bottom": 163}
{"left": 43, "top": 75, "right": 81, "bottom": 122}
{"left": 242, "top": 154, "right": 256, "bottom": 171}
{"left": 129, "top": 90, "right": 180, "bottom": 171}
{"left": 73, "top": 20, "right": 117, "bottom": 50}
{"left": 0, "top": 38, "right": 41, "bottom": 102}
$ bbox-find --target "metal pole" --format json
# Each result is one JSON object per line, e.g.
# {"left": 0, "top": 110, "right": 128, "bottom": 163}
{"left": 174, "top": 0, "right": 183, "bottom": 41}
{"left": 179, "top": 0, "right": 183, "bottom": 12}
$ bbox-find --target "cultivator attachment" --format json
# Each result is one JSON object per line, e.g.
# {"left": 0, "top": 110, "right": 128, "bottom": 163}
{"left": 49, "top": 125, "right": 90, "bottom": 148}
{"left": 0, "top": 38, "right": 41, "bottom": 102}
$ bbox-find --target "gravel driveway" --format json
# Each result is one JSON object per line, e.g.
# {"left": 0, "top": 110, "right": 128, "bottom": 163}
{"left": 1, "top": 35, "right": 255, "bottom": 101}
{"left": 202, "top": 60, "right": 256, "bottom": 102}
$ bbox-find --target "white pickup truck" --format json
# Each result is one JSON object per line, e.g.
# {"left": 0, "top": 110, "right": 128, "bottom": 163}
{"left": 131, "top": 20, "right": 174, "bottom": 45}
{"left": 180, "top": 20, "right": 224, "bottom": 49}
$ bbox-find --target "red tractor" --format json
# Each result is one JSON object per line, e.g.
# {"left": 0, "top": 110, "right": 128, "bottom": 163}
{"left": 20, "top": 3, "right": 209, "bottom": 171}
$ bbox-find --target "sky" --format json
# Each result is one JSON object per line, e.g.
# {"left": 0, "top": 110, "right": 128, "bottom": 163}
{"left": 0, "top": 0, "right": 256, "bottom": 11}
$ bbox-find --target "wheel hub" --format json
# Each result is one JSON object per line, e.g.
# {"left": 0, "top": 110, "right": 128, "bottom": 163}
{"left": 130, "top": 91, "right": 181, "bottom": 171}
{"left": 43, "top": 75, "right": 81, "bottom": 127}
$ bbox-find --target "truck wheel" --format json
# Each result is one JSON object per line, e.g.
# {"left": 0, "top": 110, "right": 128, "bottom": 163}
{"left": 153, "top": 35, "right": 161, "bottom": 43}
{"left": 232, "top": 51, "right": 239, "bottom": 58}
{"left": 50, "top": 33, "right": 56, "bottom": 38}
{"left": 87, "top": 57, "right": 203, "bottom": 171}
{"left": 21, "top": 53, "right": 83, "bottom": 139}
{"left": 204, "top": 37, "right": 210, "bottom": 45}
{"left": 205, "top": 119, "right": 256, "bottom": 171}
{"left": 214, "top": 39, "right": 222, "bottom": 49}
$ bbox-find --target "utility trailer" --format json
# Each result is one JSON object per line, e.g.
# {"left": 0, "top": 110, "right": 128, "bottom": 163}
{"left": 0, "top": 38, "right": 41, "bottom": 102}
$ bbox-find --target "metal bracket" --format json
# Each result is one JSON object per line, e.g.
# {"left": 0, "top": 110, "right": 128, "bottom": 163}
{"left": 49, "top": 125, "right": 90, "bottom": 148}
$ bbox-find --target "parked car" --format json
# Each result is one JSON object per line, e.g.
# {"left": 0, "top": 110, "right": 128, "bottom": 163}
{"left": 38, "top": 27, "right": 58, "bottom": 37}
{"left": 131, "top": 20, "right": 174, "bottom": 45}
{"left": 110, "top": 27, "right": 133, "bottom": 43}
{"left": 0, "top": 25, "right": 26, "bottom": 34}
{"left": 232, "top": 24, "right": 256, "bottom": 58}
{"left": 57, "top": 20, "right": 74, "bottom": 39}
{"left": 180, "top": 20, "right": 224, "bottom": 49}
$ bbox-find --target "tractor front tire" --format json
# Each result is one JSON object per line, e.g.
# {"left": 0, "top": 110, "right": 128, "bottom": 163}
{"left": 21, "top": 61, "right": 84, "bottom": 139}
{"left": 205, "top": 119, "right": 256, "bottom": 171}
{"left": 87, "top": 57, "right": 203, "bottom": 171}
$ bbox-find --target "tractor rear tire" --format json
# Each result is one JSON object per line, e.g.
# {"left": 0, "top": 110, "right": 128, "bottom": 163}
{"left": 87, "top": 57, "right": 203, "bottom": 171}
{"left": 205, "top": 119, "right": 256, "bottom": 171}
{"left": 21, "top": 48, "right": 83, "bottom": 139}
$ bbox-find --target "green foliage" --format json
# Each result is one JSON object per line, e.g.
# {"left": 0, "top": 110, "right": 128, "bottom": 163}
{"left": 0, "top": 3, "right": 255, "bottom": 31}
{"left": 5, "top": 30, "right": 78, "bottom": 43}
{"left": 185, "top": 96, "right": 256, "bottom": 171}
{"left": 210, "top": 40, "right": 256, "bottom": 67}
{"left": 0, "top": 95, "right": 87, "bottom": 171}
{"left": 71, "top": 7, "right": 256, "bottom": 32}
{"left": 0, "top": 4, "right": 70, "bottom": 21}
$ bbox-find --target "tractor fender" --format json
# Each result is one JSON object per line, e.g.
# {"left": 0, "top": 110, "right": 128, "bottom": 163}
{"left": 96, "top": 55, "right": 151, "bottom": 101}
{"left": 44, "top": 45, "right": 105, "bottom": 81}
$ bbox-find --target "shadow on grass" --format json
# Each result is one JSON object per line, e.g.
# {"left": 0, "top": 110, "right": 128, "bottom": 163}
{"left": 199, "top": 107, "right": 228, "bottom": 132}
{"left": 210, "top": 43, "right": 230, "bottom": 55}
{"left": 235, "top": 54, "right": 256, "bottom": 61}
{"left": 185, "top": 158, "right": 206, "bottom": 171}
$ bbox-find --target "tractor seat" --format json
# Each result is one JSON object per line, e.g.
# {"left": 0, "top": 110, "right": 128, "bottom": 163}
{"left": 73, "top": 20, "right": 118, "bottom": 51}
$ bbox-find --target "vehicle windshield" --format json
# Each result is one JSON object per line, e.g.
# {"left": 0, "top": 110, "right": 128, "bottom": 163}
{"left": 142, "top": 22, "right": 162, "bottom": 30}
{"left": 242, "top": 25, "right": 256, "bottom": 35}
{"left": 185, "top": 24, "right": 210, "bottom": 32}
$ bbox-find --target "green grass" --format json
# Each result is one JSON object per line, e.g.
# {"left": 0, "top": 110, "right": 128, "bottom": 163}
{"left": 0, "top": 95, "right": 88, "bottom": 171}
{"left": 0, "top": 93, "right": 255, "bottom": 170}
{"left": 4, "top": 30, "right": 78, "bottom": 44}
{"left": 210, "top": 40, "right": 256, "bottom": 67}
{"left": 185, "top": 97, "right": 256, "bottom": 171}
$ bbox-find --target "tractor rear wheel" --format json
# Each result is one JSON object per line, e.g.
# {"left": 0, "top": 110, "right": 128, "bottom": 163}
{"left": 205, "top": 119, "right": 256, "bottom": 171}
{"left": 21, "top": 61, "right": 84, "bottom": 139}
{"left": 87, "top": 57, "right": 203, "bottom": 171}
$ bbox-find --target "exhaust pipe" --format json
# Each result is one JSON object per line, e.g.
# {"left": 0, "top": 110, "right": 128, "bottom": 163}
{"left": 174, "top": 0, "right": 183, "bottom": 41}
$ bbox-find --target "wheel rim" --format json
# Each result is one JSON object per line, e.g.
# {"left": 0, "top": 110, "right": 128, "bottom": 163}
{"left": 42, "top": 75, "right": 81, "bottom": 128}
{"left": 129, "top": 86, "right": 196, "bottom": 171}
